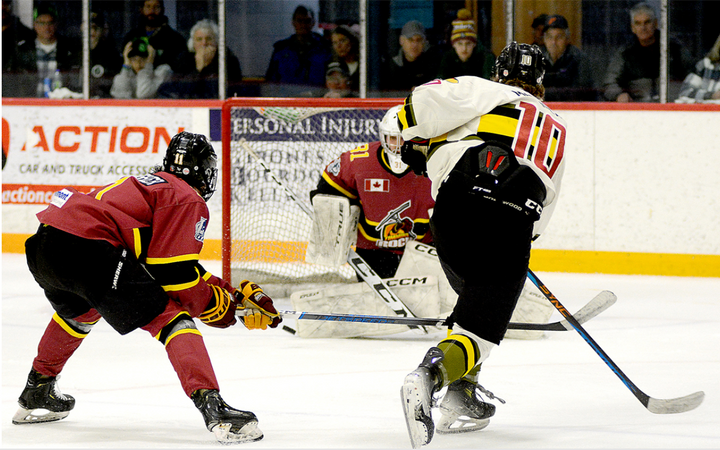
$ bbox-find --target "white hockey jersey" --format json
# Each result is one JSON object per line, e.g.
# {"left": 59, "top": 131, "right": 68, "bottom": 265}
{"left": 398, "top": 76, "right": 567, "bottom": 238}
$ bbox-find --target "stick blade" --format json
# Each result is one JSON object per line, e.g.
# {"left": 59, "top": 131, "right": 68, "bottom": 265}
{"left": 646, "top": 391, "right": 705, "bottom": 414}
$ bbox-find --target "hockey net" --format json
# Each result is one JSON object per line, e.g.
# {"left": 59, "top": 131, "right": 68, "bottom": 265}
{"left": 221, "top": 98, "right": 401, "bottom": 294}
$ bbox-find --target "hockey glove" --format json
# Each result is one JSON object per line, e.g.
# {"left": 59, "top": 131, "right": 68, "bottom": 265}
{"left": 400, "top": 138, "right": 429, "bottom": 176}
{"left": 198, "top": 284, "right": 238, "bottom": 328}
{"left": 235, "top": 280, "right": 282, "bottom": 330}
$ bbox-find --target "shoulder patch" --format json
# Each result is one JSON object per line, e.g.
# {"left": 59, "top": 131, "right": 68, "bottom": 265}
{"left": 135, "top": 173, "right": 168, "bottom": 186}
{"left": 195, "top": 217, "right": 208, "bottom": 242}
{"left": 327, "top": 158, "right": 341, "bottom": 177}
{"left": 50, "top": 188, "right": 73, "bottom": 208}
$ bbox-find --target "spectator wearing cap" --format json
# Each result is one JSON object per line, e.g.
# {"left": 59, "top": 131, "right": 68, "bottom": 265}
{"left": 323, "top": 61, "right": 355, "bottom": 98}
{"left": 110, "top": 36, "right": 172, "bottom": 99}
{"left": 381, "top": 20, "right": 436, "bottom": 93}
{"left": 531, "top": 13, "right": 548, "bottom": 46}
{"left": 540, "top": 14, "right": 595, "bottom": 101}
{"left": 122, "top": 0, "right": 187, "bottom": 73}
{"left": 603, "top": 2, "right": 692, "bottom": 102}
{"left": 436, "top": 8, "right": 495, "bottom": 81}
{"left": 329, "top": 24, "right": 360, "bottom": 92}
{"left": 4, "top": 2, "right": 81, "bottom": 97}
{"left": 265, "top": 5, "right": 332, "bottom": 94}
{"left": 89, "top": 11, "right": 122, "bottom": 98}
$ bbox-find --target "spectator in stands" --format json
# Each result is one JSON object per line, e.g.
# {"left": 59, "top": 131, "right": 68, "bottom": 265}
{"left": 123, "top": 0, "right": 187, "bottom": 73}
{"left": 603, "top": 2, "right": 692, "bottom": 102}
{"left": 530, "top": 13, "right": 548, "bottom": 46}
{"left": 110, "top": 37, "right": 171, "bottom": 99}
{"left": 4, "top": 2, "right": 81, "bottom": 98}
{"left": 436, "top": 8, "right": 495, "bottom": 80}
{"left": 676, "top": 32, "right": 720, "bottom": 103}
{"left": 159, "top": 19, "right": 242, "bottom": 99}
{"left": 2, "top": 0, "right": 35, "bottom": 72}
{"left": 540, "top": 14, "right": 595, "bottom": 101}
{"left": 381, "top": 20, "right": 436, "bottom": 93}
{"left": 329, "top": 24, "right": 360, "bottom": 92}
{"left": 265, "top": 5, "right": 332, "bottom": 93}
{"left": 89, "top": 11, "right": 122, "bottom": 99}
{"left": 323, "top": 61, "right": 355, "bottom": 98}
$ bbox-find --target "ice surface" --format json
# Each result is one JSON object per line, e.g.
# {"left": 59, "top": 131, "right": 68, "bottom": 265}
{"left": 2, "top": 253, "right": 719, "bottom": 449}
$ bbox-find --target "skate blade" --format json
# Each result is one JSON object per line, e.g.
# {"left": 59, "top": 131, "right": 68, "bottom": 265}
{"left": 400, "top": 380, "right": 434, "bottom": 448}
{"left": 12, "top": 406, "right": 70, "bottom": 425}
{"left": 436, "top": 409, "right": 490, "bottom": 434}
{"left": 211, "top": 421, "right": 263, "bottom": 445}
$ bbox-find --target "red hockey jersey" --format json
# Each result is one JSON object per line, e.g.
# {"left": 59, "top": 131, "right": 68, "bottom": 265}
{"left": 37, "top": 171, "right": 232, "bottom": 317}
{"left": 319, "top": 142, "right": 435, "bottom": 254}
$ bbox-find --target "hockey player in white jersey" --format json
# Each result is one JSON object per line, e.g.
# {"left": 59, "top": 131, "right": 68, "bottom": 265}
{"left": 398, "top": 42, "right": 567, "bottom": 447}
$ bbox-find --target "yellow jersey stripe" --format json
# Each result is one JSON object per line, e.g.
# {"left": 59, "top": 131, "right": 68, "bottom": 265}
{"left": 321, "top": 172, "right": 357, "bottom": 199}
{"left": 94, "top": 177, "right": 130, "bottom": 200}
{"left": 146, "top": 254, "right": 201, "bottom": 265}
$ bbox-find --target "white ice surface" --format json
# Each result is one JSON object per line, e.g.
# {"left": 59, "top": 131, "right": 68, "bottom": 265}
{"left": 2, "top": 252, "right": 719, "bottom": 449}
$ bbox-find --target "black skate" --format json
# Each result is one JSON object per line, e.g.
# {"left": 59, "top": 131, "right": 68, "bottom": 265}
{"left": 400, "top": 347, "right": 444, "bottom": 448}
{"left": 12, "top": 369, "right": 75, "bottom": 425}
{"left": 192, "top": 389, "right": 263, "bottom": 444}
{"left": 437, "top": 378, "right": 498, "bottom": 434}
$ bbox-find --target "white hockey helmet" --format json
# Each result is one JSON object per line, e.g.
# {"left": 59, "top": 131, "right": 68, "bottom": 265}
{"left": 379, "top": 105, "right": 407, "bottom": 174}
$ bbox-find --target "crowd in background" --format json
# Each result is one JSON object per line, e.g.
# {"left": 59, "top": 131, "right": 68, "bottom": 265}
{"left": 2, "top": 0, "right": 719, "bottom": 103}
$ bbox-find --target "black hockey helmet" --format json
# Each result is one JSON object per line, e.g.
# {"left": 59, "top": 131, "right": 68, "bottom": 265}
{"left": 162, "top": 131, "right": 218, "bottom": 201}
{"left": 494, "top": 41, "right": 546, "bottom": 86}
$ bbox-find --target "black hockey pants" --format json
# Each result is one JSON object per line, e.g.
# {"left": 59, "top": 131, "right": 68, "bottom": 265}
{"left": 430, "top": 150, "right": 543, "bottom": 345}
{"left": 25, "top": 225, "right": 168, "bottom": 335}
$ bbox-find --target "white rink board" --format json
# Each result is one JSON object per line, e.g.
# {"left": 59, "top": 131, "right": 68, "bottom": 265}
{"left": 2, "top": 104, "right": 719, "bottom": 256}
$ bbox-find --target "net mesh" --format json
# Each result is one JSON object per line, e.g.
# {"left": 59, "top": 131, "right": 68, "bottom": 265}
{"left": 226, "top": 103, "right": 394, "bottom": 289}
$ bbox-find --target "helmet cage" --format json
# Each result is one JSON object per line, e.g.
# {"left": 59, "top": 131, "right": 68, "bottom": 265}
{"left": 379, "top": 105, "right": 404, "bottom": 157}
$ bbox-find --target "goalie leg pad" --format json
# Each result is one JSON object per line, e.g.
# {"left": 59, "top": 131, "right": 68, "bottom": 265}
{"left": 305, "top": 195, "right": 360, "bottom": 267}
{"left": 290, "top": 276, "right": 440, "bottom": 338}
{"left": 503, "top": 278, "right": 555, "bottom": 340}
{"left": 395, "top": 241, "right": 458, "bottom": 316}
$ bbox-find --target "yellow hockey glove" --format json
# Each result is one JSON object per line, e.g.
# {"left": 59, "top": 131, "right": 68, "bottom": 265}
{"left": 235, "top": 280, "right": 282, "bottom": 330}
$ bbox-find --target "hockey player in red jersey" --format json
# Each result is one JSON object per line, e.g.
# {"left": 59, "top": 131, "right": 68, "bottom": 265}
{"left": 14, "top": 132, "right": 281, "bottom": 444}
{"left": 398, "top": 42, "right": 567, "bottom": 447}
{"left": 309, "top": 105, "right": 435, "bottom": 279}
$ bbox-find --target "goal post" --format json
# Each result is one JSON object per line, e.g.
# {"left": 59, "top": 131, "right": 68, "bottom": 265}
{"left": 221, "top": 98, "right": 402, "bottom": 292}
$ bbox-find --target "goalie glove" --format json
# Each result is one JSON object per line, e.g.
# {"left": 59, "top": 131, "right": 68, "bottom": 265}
{"left": 235, "top": 280, "right": 282, "bottom": 330}
{"left": 198, "top": 284, "right": 238, "bottom": 328}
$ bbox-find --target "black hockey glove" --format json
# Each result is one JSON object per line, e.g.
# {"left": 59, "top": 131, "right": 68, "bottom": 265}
{"left": 400, "top": 138, "right": 429, "bottom": 176}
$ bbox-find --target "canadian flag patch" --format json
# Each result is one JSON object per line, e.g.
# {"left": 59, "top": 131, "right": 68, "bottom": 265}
{"left": 365, "top": 178, "right": 389, "bottom": 192}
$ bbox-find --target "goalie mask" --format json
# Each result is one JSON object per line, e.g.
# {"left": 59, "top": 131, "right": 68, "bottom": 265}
{"left": 163, "top": 131, "right": 218, "bottom": 201}
{"left": 379, "top": 105, "right": 407, "bottom": 174}
{"left": 494, "top": 41, "right": 546, "bottom": 86}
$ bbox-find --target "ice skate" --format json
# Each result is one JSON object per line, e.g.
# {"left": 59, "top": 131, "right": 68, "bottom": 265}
{"left": 192, "top": 389, "right": 263, "bottom": 444}
{"left": 436, "top": 378, "right": 496, "bottom": 434}
{"left": 12, "top": 369, "right": 75, "bottom": 425}
{"left": 400, "top": 347, "right": 444, "bottom": 448}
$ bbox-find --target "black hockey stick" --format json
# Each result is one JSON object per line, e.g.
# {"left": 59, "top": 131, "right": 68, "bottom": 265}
{"left": 273, "top": 289, "right": 616, "bottom": 331}
{"left": 527, "top": 270, "right": 704, "bottom": 414}
{"left": 239, "top": 139, "right": 430, "bottom": 334}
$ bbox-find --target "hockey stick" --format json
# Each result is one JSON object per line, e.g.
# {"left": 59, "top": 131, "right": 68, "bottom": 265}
{"left": 272, "top": 289, "right": 616, "bottom": 331}
{"left": 239, "top": 139, "right": 430, "bottom": 334}
{"left": 527, "top": 270, "right": 704, "bottom": 414}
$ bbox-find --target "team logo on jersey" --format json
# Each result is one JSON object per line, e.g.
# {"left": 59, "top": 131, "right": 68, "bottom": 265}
{"left": 364, "top": 178, "right": 389, "bottom": 192}
{"left": 195, "top": 217, "right": 208, "bottom": 242}
{"left": 135, "top": 173, "right": 168, "bottom": 186}
{"left": 49, "top": 188, "right": 73, "bottom": 208}
{"left": 327, "top": 158, "right": 341, "bottom": 176}
{"left": 375, "top": 200, "right": 416, "bottom": 246}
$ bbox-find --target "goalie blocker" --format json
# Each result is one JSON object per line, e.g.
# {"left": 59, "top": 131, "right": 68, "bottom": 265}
{"left": 293, "top": 240, "right": 553, "bottom": 339}
{"left": 305, "top": 194, "right": 360, "bottom": 267}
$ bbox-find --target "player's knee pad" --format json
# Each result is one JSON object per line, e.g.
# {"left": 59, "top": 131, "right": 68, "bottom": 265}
{"left": 156, "top": 312, "right": 199, "bottom": 346}
{"left": 54, "top": 313, "right": 99, "bottom": 339}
